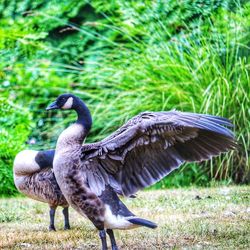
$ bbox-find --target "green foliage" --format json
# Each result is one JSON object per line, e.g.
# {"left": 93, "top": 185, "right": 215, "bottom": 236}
{"left": 0, "top": 98, "right": 32, "bottom": 196}
{"left": 0, "top": 0, "right": 249, "bottom": 195}
{"left": 75, "top": 1, "right": 250, "bottom": 185}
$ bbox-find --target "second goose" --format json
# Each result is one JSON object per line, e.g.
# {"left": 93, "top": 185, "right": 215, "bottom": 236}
{"left": 14, "top": 149, "right": 70, "bottom": 231}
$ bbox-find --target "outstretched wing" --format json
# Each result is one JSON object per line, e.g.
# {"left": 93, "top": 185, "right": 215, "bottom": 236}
{"left": 81, "top": 111, "right": 236, "bottom": 196}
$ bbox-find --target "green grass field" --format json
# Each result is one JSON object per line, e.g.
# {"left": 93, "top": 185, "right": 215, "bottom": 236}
{"left": 1, "top": 186, "right": 249, "bottom": 249}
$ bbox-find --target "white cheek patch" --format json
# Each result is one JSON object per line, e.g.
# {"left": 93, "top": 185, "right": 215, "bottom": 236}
{"left": 14, "top": 150, "right": 40, "bottom": 176}
{"left": 62, "top": 97, "right": 73, "bottom": 109}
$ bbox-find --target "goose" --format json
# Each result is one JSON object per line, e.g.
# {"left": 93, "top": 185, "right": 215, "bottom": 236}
{"left": 13, "top": 149, "right": 70, "bottom": 231}
{"left": 46, "top": 93, "right": 236, "bottom": 250}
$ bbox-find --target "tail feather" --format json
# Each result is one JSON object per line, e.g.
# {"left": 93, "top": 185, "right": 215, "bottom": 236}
{"left": 128, "top": 217, "right": 157, "bottom": 229}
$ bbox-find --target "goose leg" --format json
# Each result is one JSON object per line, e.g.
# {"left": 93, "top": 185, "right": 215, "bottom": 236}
{"left": 107, "top": 229, "right": 118, "bottom": 250}
{"left": 99, "top": 229, "right": 108, "bottom": 250}
{"left": 62, "top": 207, "right": 70, "bottom": 230}
{"left": 49, "top": 206, "right": 56, "bottom": 231}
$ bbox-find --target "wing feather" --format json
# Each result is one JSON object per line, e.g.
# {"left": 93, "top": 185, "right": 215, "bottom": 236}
{"left": 81, "top": 111, "right": 236, "bottom": 196}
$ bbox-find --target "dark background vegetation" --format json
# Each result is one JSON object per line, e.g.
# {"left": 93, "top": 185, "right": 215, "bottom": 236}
{"left": 0, "top": 0, "right": 249, "bottom": 196}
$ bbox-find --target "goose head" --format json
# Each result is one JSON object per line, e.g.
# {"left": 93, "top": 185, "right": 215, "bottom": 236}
{"left": 46, "top": 93, "right": 76, "bottom": 110}
{"left": 46, "top": 93, "right": 92, "bottom": 131}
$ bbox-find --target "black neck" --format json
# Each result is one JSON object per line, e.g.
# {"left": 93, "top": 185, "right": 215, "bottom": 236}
{"left": 35, "top": 150, "right": 55, "bottom": 169}
{"left": 74, "top": 98, "right": 92, "bottom": 133}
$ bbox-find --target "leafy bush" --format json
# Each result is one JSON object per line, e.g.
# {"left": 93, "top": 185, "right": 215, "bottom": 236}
{"left": 0, "top": 98, "right": 32, "bottom": 196}
{"left": 72, "top": 1, "right": 250, "bottom": 185}
{"left": 0, "top": 0, "right": 249, "bottom": 194}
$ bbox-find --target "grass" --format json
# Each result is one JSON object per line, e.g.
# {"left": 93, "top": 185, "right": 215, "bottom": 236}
{"left": 0, "top": 186, "right": 249, "bottom": 249}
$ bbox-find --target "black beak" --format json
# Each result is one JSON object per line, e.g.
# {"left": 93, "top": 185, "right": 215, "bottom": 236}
{"left": 46, "top": 101, "right": 59, "bottom": 111}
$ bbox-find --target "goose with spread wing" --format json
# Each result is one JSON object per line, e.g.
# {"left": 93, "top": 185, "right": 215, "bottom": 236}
{"left": 46, "top": 93, "right": 236, "bottom": 250}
